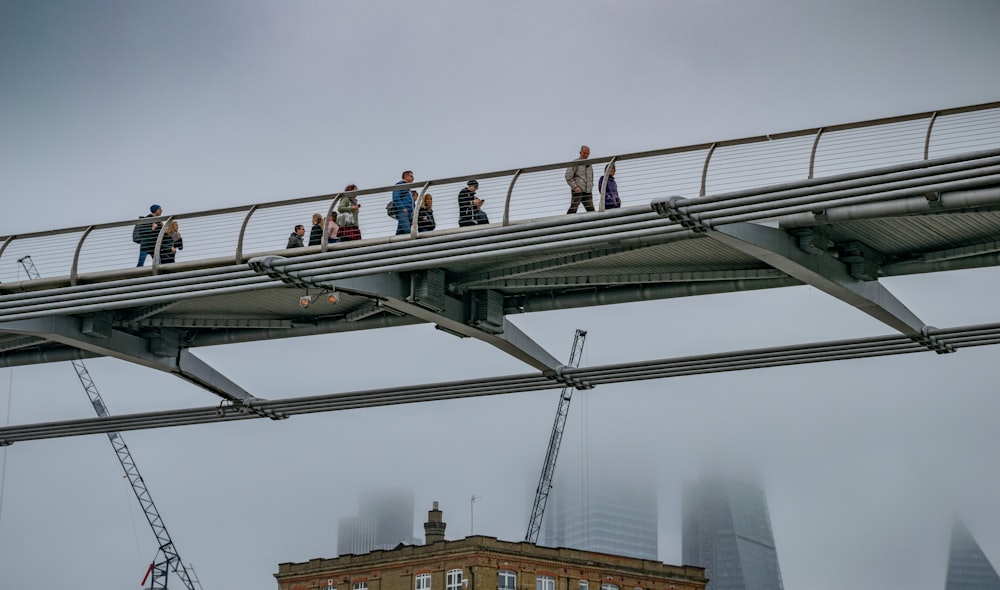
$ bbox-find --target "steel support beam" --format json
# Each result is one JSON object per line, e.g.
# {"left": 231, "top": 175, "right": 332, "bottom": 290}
{"left": 452, "top": 246, "right": 639, "bottom": 290}
{"left": 247, "top": 258, "right": 565, "bottom": 374}
{"left": 706, "top": 222, "right": 928, "bottom": 336}
{"left": 0, "top": 346, "right": 98, "bottom": 367}
{"left": 0, "top": 316, "right": 255, "bottom": 403}
{"left": 333, "top": 274, "right": 565, "bottom": 373}
{"left": 0, "top": 335, "right": 46, "bottom": 353}
{"left": 477, "top": 268, "right": 786, "bottom": 289}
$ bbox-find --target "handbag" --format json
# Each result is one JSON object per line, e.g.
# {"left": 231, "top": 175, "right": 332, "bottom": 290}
{"left": 337, "top": 211, "right": 356, "bottom": 226}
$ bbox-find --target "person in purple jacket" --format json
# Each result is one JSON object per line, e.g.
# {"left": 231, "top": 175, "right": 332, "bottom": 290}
{"left": 598, "top": 164, "right": 620, "bottom": 209}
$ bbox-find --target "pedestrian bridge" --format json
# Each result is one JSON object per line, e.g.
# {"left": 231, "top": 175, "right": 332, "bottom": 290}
{"left": 3, "top": 101, "right": 1000, "bottom": 442}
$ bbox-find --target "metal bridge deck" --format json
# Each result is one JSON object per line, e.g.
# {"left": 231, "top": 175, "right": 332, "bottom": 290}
{"left": 2, "top": 101, "right": 1000, "bottom": 441}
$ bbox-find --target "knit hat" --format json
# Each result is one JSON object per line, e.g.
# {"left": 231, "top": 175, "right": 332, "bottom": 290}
{"left": 150, "top": 204, "right": 162, "bottom": 214}
{"left": 467, "top": 179, "right": 479, "bottom": 187}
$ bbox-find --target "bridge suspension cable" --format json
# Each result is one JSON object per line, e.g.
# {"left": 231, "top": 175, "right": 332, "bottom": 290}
{"left": 2, "top": 320, "right": 999, "bottom": 444}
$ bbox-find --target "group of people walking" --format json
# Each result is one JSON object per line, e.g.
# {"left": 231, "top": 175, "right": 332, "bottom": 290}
{"left": 285, "top": 145, "right": 618, "bottom": 250}
{"left": 286, "top": 174, "right": 491, "bottom": 246}
{"left": 284, "top": 146, "right": 620, "bottom": 250}
{"left": 135, "top": 146, "right": 620, "bottom": 264}
{"left": 286, "top": 184, "right": 365, "bottom": 248}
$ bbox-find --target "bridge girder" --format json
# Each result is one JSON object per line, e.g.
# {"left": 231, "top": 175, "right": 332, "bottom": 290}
{"left": 0, "top": 315, "right": 256, "bottom": 403}
{"left": 249, "top": 257, "right": 566, "bottom": 374}
{"left": 705, "top": 221, "right": 928, "bottom": 337}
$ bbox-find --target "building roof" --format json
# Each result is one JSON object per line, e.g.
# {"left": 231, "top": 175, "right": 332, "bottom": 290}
{"left": 276, "top": 535, "right": 705, "bottom": 586}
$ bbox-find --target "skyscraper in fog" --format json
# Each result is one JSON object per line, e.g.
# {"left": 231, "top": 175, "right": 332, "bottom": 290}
{"left": 542, "top": 464, "right": 658, "bottom": 560}
{"left": 337, "top": 488, "right": 419, "bottom": 555}
{"left": 945, "top": 520, "right": 1000, "bottom": 590}
{"left": 682, "top": 477, "right": 784, "bottom": 590}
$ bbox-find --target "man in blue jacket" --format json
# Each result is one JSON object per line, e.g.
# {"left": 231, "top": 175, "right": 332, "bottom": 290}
{"left": 393, "top": 170, "right": 415, "bottom": 235}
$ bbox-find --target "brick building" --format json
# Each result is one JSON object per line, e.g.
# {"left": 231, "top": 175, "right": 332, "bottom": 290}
{"left": 276, "top": 503, "right": 705, "bottom": 590}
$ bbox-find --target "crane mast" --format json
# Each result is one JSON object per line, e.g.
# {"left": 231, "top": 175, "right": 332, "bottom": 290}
{"left": 18, "top": 256, "right": 200, "bottom": 590}
{"left": 524, "top": 329, "right": 587, "bottom": 544}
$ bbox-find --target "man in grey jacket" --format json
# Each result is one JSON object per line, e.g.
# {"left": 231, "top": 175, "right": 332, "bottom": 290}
{"left": 565, "top": 145, "right": 594, "bottom": 214}
{"left": 287, "top": 224, "right": 306, "bottom": 248}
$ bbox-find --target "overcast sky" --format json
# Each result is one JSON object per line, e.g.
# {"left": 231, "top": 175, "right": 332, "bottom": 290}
{"left": 2, "top": 1, "right": 999, "bottom": 589}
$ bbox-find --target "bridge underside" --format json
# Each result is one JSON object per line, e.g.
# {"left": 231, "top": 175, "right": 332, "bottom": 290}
{"left": 2, "top": 156, "right": 1000, "bottom": 407}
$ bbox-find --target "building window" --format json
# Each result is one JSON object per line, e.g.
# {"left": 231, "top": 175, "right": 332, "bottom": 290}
{"left": 499, "top": 570, "right": 517, "bottom": 590}
{"left": 354, "top": 583, "right": 368, "bottom": 590}
{"left": 416, "top": 574, "right": 431, "bottom": 590}
{"left": 600, "top": 585, "right": 618, "bottom": 590}
{"left": 447, "top": 569, "right": 464, "bottom": 590}
{"left": 537, "top": 576, "right": 555, "bottom": 590}
{"left": 326, "top": 582, "right": 336, "bottom": 590}
{"left": 579, "top": 582, "right": 588, "bottom": 590}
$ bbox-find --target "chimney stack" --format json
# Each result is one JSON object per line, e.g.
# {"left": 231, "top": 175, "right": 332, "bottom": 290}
{"left": 424, "top": 501, "right": 446, "bottom": 544}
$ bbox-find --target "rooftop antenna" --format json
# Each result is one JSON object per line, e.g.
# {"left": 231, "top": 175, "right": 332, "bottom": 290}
{"left": 470, "top": 494, "right": 481, "bottom": 535}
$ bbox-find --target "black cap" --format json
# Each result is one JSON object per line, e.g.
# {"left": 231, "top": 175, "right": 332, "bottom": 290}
{"left": 467, "top": 179, "right": 478, "bottom": 187}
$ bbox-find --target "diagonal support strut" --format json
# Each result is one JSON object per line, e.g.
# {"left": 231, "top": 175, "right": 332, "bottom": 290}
{"left": 0, "top": 316, "right": 257, "bottom": 403}
{"left": 706, "top": 222, "right": 929, "bottom": 337}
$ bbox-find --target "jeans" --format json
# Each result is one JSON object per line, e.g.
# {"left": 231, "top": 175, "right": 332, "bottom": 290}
{"left": 395, "top": 209, "right": 413, "bottom": 235}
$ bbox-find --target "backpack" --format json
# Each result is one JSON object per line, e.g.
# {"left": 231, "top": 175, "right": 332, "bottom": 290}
{"left": 386, "top": 200, "right": 398, "bottom": 219}
{"left": 132, "top": 222, "right": 142, "bottom": 244}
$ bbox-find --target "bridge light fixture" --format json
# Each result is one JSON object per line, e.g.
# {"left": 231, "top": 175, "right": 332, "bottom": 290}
{"left": 299, "top": 295, "right": 313, "bottom": 308}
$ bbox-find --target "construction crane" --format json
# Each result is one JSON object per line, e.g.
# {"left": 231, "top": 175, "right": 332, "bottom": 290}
{"left": 17, "top": 256, "right": 202, "bottom": 590}
{"left": 524, "top": 329, "right": 587, "bottom": 544}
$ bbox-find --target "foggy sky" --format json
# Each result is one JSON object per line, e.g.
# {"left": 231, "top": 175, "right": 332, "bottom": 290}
{"left": 1, "top": 1, "right": 999, "bottom": 589}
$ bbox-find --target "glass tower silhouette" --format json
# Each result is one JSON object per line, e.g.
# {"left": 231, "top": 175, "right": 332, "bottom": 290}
{"left": 337, "top": 488, "right": 418, "bottom": 555}
{"left": 542, "top": 464, "right": 658, "bottom": 560}
{"left": 945, "top": 520, "right": 1000, "bottom": 590}
{"left": 682, "top": 477, "right": 784, "bottom": 590}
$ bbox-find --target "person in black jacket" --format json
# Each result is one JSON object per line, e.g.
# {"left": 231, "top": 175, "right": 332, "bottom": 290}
{"left": 136, "top": 204, "right": 163, "bottom": 267}
{"left": 417, "top": 194, "right": 436, "bottom": 232}
{"left": 457, "top": 180, "right": 483, "bottom": 227}
{"left": 308, "top": 213, "right": 324, "bottom": 246}
{"left": 159, "top": 221, "right": 183, "bottom": 264}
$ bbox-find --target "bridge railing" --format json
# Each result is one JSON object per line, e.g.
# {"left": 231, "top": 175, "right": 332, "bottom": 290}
{"left": 2, "top": 101, "right": 999, "bottom": 284}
